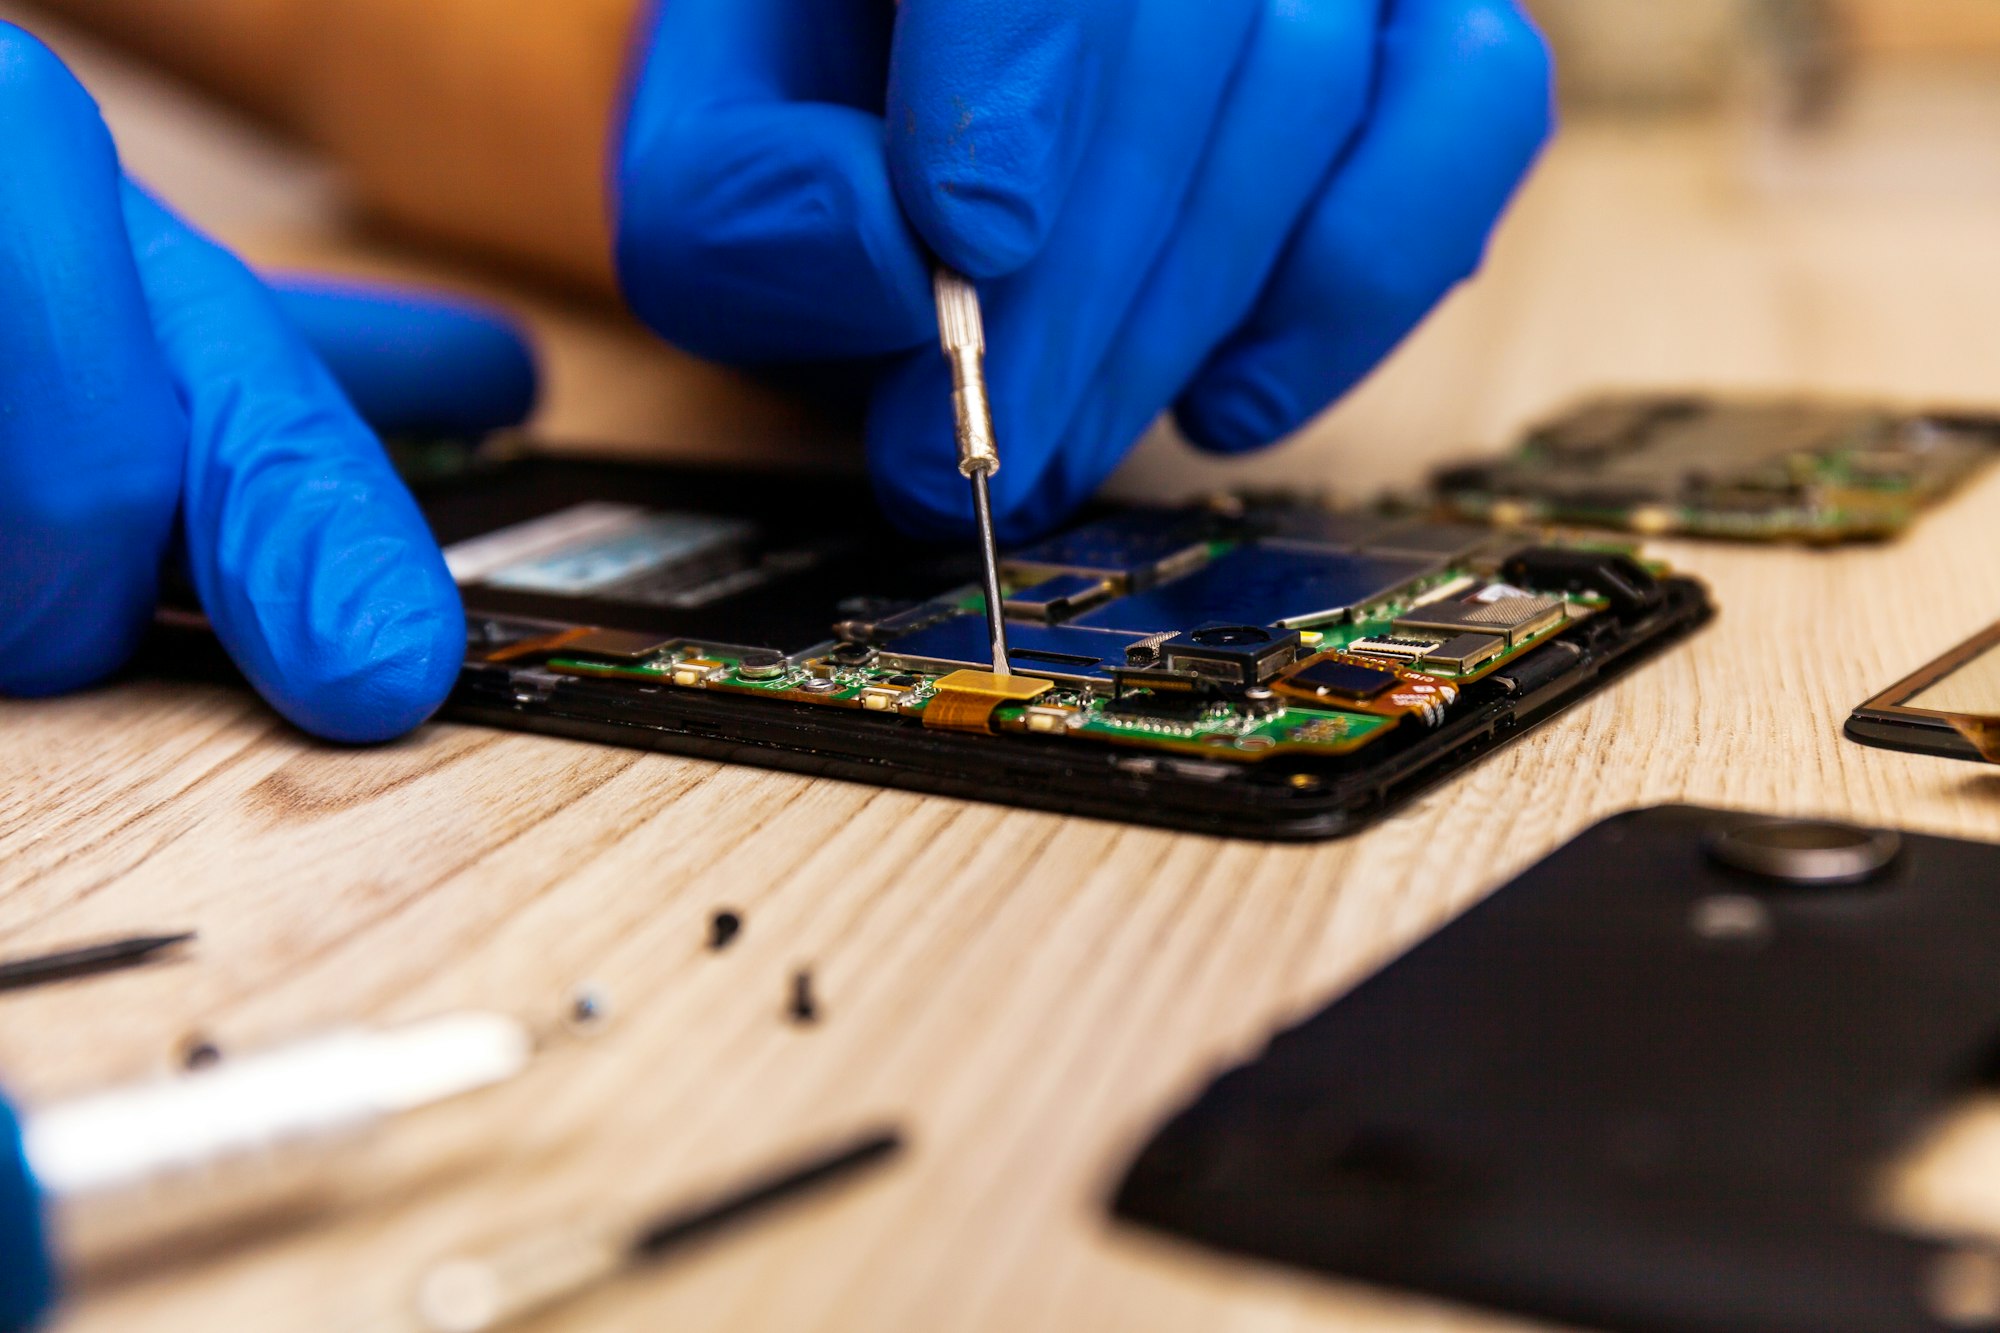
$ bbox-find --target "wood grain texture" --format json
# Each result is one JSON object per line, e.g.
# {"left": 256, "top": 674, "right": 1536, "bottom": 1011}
{"left": 8, "top": 110, "right": 2000, "bottom": 1333}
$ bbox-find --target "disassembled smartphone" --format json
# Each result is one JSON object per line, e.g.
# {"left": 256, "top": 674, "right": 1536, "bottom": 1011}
{"left": 155, "top": 448, "right": 1714, "bottom": 840}
{"left": 1848, "top": 620, "right": 2000, "bottom": 763}
{"left": 1434, "top": 394, "right": 2000, "bottom": 543}
{"left": 1115, "top": 805, "right": 2000, "bottom": 1333}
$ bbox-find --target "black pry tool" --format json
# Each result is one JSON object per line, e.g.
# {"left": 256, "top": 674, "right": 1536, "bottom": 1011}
{"left": 415, "top": 1128, "right": 905, "bottom": 1331}
{"left": 0, "top": 932, "right": 195, "bottom": 993}
{"left": 631, "top": 1128, "right": 901, "bottom": 1260}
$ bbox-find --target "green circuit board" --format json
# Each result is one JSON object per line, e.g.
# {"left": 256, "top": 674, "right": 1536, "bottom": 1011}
{"left": 502, "top": 507, "right": 1652, "bottom": 766}
{"left": 548, "top": 649, "right": 1401, "bottom": 760}
{"left": 1434, "top": 395, "right": 2000, "bottom": 544}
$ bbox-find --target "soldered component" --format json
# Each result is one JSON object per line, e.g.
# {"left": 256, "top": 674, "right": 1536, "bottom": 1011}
{"left": 835, "top": 597, "right": 964, "bottom": 646}
{"left": 923, "top": 670, "right": 1056, "bottom": 733}
{"left": 1022, "top": 706, "right": 1081, "bottom": 734}
{"left": 1073, "top": 545, "right": 1438, "bottom": 635}
{"left": 1348, "top": 636, "right": 1443, "bottom": 662}
{"left": 1107, "top": 665, "right": 1210, "bottom": 696}
{"left": 1002, "top": 573, "right": 1115, "bottom": 623}
{"left": 1421, "top": 634, "right": 1508, "bottom": 674}
{"left": 1500, "top": 547, "right": 1664, "bottom": 614}
{"left": 1394, "top": 593, "right": 1565, "bottom": 647}
{"left": 737, "top": 650, "right": 788, "bottom": 681}
{"left": 1280, "top": 658, "right": 1401, "bottom": 704}
{"left": 1275, "top": 652, "right": 1459, "bottom": 727}
{"left": 881, "top": 616, "right": 1138, "bottom": 691}
{"left": 1159, "top": 624, "right": 1303, "bottom": 689}
{"left": 671, "top": 659, "right": 726, "bottom": 687}
{"left": 1001, "top": 510, "right": 1215, "bottom": 593}
{"left": 860, "top": 686, "right": 914, "bottom": 712}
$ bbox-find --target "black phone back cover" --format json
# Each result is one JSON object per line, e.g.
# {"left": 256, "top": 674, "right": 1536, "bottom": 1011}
{"left": 1114, "top": 805, "right": 2000, "bottom": 1331}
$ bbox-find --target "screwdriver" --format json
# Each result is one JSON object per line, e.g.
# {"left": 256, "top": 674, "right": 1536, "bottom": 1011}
{"left": 934, "top": 268, "right": 1012, "bottom": 676}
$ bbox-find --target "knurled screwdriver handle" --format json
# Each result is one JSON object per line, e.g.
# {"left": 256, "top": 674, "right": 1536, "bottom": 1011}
{"left": 935, "top": 269, "right": 999, "bottom": 479}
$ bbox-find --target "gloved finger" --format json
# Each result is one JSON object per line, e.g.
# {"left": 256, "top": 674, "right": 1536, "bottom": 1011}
{"left": 267, "top": 277, "right": 539, "bottom": 435}
{"left": 616, "top": 0, "right": 934, "bottom": 363}
{"left": 885, "top": 0, "right": 1135, "bottom": 279}
{"left": 1019, "top": 0, "right": 1386, "bottom": 530}
{"left": 0, "top": 25, "right": 185, "bottom": 696}
{"left": 866, "top": 0, "right": 1265, "bottom": 540}
{"left": 1174, "top": 0, "right": 1553, "bottom": 455}
{"left": 122, "top": 186, "right": 465, "bottom": 744}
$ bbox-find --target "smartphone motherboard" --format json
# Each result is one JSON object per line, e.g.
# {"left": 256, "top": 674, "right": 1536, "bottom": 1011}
{"left": 398, "top": 454, "right": 1713, "bottom": 838}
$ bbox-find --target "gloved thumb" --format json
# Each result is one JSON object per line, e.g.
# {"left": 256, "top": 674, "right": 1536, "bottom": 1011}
{"left": 884, "top": 0, "right": 1133, "bottom": 279}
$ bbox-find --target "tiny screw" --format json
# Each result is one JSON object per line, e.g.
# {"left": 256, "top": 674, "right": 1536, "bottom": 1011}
{"left": 789, "top": 969, "right": 819, "bottom": 1025}
{"left": 564, "top": 986, "right": 611, "bottom": 1035}
{"left": 180, "top": 1036, "right": 223, "bottom": 1071}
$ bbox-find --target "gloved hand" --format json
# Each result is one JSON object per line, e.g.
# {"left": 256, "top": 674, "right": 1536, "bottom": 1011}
{"left": 0, "top": 24, "right": 537, "bottom": 743}
{"left": 617, "top": 0, "right": 1553, "bottom": 540}
{"left": 0, "top": 1093, "right": 48, "bottom": 1332}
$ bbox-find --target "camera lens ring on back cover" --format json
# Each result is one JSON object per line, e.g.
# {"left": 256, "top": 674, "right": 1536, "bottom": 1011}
{"left": 1704, "top": 817, "right": 1903, "bottom": 887}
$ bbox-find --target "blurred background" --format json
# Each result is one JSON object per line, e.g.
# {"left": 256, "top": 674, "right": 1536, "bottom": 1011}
{"left": 7, "top": 0, "right": 2000, "bottom": 500}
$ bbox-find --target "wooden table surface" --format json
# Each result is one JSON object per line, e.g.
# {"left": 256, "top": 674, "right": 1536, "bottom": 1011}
{"left": 7, "top": 29, "right": 2000, "bottom": 1330}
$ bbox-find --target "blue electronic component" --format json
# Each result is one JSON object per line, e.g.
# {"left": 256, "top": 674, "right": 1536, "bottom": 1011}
{"left": 1001, "top": 572, "right": 1115, "bottom": 622}
{"left": 1000, "top": 510, "right": 1214, "bottom": 590}
{"left": 881, "top": 616, "right": 1141, "bottom": 687}
{"left": 1071, "top": 545, "right": 1438, "bottom": 635}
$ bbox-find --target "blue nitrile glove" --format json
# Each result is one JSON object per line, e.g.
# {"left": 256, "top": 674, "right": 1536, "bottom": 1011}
{"left": 617, "top": 0, "right": 1553, "bottom": 540}
{"left": 0, "top": 1093, "right": 51, "bottom": 1331}
{"left": 0, "top": 24, "right": 537, "bottom": 743}
{"left": 269, "top": 279, "right": 539, "bottom": 438}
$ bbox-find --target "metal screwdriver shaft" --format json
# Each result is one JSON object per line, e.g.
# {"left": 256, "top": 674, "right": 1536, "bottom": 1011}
{"left": 935, "top": 268, "right": 1011, "bottom": 676}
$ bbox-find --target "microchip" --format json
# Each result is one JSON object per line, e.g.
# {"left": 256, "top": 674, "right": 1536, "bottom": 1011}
{"left": 1002, "top": 573, "right": 1115, "bottom": 623}
{"left": 1282, "top": 659, "right": 1402, "bottom": 702}
{"left": 1420, "top": 634, "right": 1508, "bottom": 673}
{"left": 1395, "top": 593, "right": 1566, "bottom": 647}
{"left": 881, "top": 616, "right": 1139, "bottom": 689}
{"left": 1001, "top": 510, "right": 1215, "bottom": 591}
{"left": 1073, "top": 545, "right": 1438, "bottom": 635}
